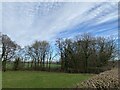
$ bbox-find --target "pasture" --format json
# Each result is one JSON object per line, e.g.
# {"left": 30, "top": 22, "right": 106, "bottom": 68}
{"left": 2, "top": 71, "right": 93, "bottom": 88}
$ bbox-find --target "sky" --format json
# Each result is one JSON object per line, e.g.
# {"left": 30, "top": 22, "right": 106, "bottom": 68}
{"left": 1, "top": 1, "right": 118, "bottom": 47}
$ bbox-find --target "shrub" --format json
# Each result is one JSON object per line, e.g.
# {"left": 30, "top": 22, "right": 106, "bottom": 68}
{"left": 87, "top": 67, "right": 112, "bottom": 74}
{"left": 76, "top": 68, "right": 120, "bottom": 89}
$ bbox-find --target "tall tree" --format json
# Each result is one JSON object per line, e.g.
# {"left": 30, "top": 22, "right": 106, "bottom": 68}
{"left": 56, "top": 38, "right": 66, "bottom": 71}
{"left": 2, "top": 34, "right": 20, "bottom": 72}
{"left": 56, "top": 33, "right": 116, "bottom": 73}
{"left": 26, "top": 40, "right": 50, "bottom": 70}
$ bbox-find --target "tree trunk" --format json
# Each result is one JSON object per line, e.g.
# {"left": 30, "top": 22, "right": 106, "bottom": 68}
{"left": 3, "top": 60, "right": 6, "bottom": 72}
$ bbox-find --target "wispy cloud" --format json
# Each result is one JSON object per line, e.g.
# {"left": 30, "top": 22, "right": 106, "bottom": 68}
{"left": 2, "top": 2, "right": 118, "bottom": 47}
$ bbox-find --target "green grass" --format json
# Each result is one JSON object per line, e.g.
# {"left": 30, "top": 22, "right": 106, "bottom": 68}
{"left": 48, "top": 64, "right": 61, "bottom": 68}
{"left": 0, "top": 71, "right": 2, "bottom": 89}
{"left": 2, "top": 71, "right": 93, "bottom": 88}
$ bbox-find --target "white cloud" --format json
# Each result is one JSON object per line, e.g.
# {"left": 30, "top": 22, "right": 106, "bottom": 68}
{"left": 2, "top": 2, "right": 118, "bottom": 47}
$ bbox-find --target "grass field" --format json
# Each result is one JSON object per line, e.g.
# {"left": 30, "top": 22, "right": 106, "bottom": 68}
{"left": 0, "top": 71, "right": 2, "bottom": 89}
{"left": 2, "top": 71, "right": 93, "bottom": 88}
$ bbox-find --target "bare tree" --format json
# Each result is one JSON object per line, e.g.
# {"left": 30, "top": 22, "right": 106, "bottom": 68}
{"left": 96, "top": 36, "right": 116, "bottom": 67}
{"left": 2, "top": 34, "right": 20, "bottom": 72}
{"left": 56, "top": 38, "right": 65, "bottom": 71}
{"left": 26, "top": 40, "right": 50, "bottom": 70}
{"left": 46, "top": 47, "right": 58, "bottom": 71}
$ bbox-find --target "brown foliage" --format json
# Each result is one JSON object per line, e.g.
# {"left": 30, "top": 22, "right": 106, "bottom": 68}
{"left": 77, "top": 68, "right": 120, "bottom": 89}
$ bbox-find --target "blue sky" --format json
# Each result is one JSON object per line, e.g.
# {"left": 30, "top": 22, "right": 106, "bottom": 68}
{"left": 1, "top": 2, "right": 118, "bottom": 47}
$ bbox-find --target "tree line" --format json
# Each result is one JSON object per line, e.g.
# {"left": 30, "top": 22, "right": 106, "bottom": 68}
{"left": 56, "top": 33, "right": 116, "bottom": 73}
{"left": 1, "top": 33, "right": 117, "bottom": 73}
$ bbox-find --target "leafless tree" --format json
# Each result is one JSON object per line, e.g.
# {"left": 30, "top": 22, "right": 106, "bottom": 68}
{"left": 26, "top": 40, "right": 50, "bottom": 70}
{"left": 2, "top": 34, "right": 20, "bottom": 72}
